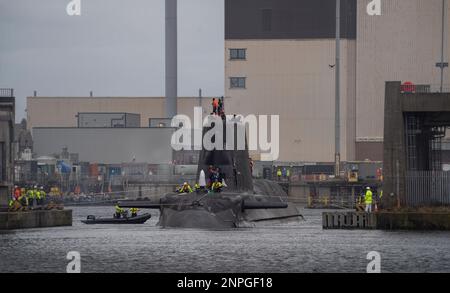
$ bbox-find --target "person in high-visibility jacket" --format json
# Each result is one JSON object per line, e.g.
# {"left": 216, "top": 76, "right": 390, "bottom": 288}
{"left": 39, "top": 187, "right": 47, "bottom": 204}
{"left": 27, "top": 188, "right": 35, "bottom": 207}
{"left": 35, "top": 188, "right": 42, "bottom": 206}
{"left": 178, "top": 182, "right": 193, "bottom": 193}
{"left": 14, "top": 186, "right": 21, "bottom": 200}
{"left": 276, "top": 169, "right": 282, "bottom": 181}
{"left": 115, "top": 205, "right": 124, "bottom": 218}
{"left": 129, "top": 208, "right": 139, "bottom": 217}
{"left": 8, "top": 198, "right": 14, "bottom": 209}
{"left": 194, "top": 183, "right": 201, "bottom": 192}
{"left": 211, "top": 181, "right": 223, "bottom": 193}
{"left": 364, "top": 187, "right": 373, "bottom": 213}
{"left": 212, "top": 98, "right": 219, "bottom": 115}
{"left": 18, "top": 193, "right": 28, "bottom": 208}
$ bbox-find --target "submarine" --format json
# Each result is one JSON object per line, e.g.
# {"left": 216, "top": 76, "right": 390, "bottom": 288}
{"left": 119, "top": 115, "right": 303, "bottom": 228}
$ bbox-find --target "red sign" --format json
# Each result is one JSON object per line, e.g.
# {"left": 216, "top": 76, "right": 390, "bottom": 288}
{"left": 400, "top": 81, "right": 416, "bottom": 93}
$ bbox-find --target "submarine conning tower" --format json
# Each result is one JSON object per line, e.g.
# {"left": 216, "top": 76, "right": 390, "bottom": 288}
{"left": 197, "top": 115, "right": 253, "bottom": 193}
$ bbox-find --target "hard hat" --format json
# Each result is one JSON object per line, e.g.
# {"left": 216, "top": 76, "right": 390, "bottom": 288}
{"left": 366, "top": 187, "right": 371, "bottom": 190}
{"left": 183, "top": 182, "right": 188, "bottom": 185}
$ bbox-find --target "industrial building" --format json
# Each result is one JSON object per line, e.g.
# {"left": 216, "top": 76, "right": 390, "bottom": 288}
{"left": 224, "top": 0, "right": 450, "bottom": 163}
{"left": 33, "top": 127, "right": 175, "bottom": 165}
{"left": 26, "top": 0, "right": 450, "bottom": 166}
{"left": 0, "top": 89, "right": 15, "bottom": 210}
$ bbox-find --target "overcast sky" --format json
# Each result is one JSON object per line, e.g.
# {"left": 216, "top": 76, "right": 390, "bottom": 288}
{"left": 0, "top": 0, "right": 224, "bottom": 121}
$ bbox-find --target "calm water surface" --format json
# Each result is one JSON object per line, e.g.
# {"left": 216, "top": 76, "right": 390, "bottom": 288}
{"left": 1, "top": 206, "right": 449, "bottom": 273}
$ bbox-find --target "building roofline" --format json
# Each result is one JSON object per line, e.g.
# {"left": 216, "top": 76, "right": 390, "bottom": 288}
{"left": 26, "top": 96, "right": 214, "bottom": 100}
{"left": 33, "top": 127, "right": 177, "bottom": 130}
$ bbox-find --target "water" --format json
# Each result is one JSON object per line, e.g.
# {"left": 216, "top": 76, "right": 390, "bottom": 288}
{"left": 1, "top": 206, "right": 449, "bottom": 273}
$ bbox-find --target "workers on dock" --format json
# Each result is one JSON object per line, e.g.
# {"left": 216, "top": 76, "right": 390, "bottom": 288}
{"left": 178, "top": 182, "right": 193, "bottom": 193}
{"left": 365, "top": 187, "right": 373, "bottom": 213}
{"left": 130, "top": 208, "right": 139, "bottom": 217}
{"left": 277, "top": 168, "right": 282, "bottom": 181}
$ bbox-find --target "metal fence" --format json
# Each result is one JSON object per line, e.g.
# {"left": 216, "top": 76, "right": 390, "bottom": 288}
{"left": 405, "top": 171, "right": 450, "bottom": 206}
{"left": 0, "top": 88, "right": 14, "bottom": 97}
{"left": 400, "top": 84, "right": 450, "bottom": 94}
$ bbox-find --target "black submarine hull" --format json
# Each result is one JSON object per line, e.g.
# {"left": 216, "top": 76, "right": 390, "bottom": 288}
{"left": 119, "top": 117, "right": 303, "bottom": 228}
{"left": 119, "top": 181, "right": 303, "bottom": 229}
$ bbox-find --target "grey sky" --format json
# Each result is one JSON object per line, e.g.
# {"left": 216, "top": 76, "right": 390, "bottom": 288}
{"left": 0, "top": 0, "right": 225, "bottom": 121}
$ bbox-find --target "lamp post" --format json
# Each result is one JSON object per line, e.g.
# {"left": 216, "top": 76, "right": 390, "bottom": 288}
{"left": 335, "top": 0, "right": 341, "bottom": 177}
{"left": 439, "top": 0, "right": 448, "bottom": 93}
{"left": 165, "top": 0, "right": 178, "bottom": 118}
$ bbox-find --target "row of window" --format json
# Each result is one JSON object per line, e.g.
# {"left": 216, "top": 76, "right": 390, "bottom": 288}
{"left": 230, "top": 48, "right": 246, "bottom": 60}
{"left": 230, "top": 77, "right": 246, "bottom": 89}
{"left": 229, "top": 49, "right": 246, "bottom": 89}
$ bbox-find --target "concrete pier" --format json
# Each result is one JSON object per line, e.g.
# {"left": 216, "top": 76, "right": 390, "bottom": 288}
{"left": 323, "top": 211, "right": 450, "bottom": 230}
{"left": 377, "top": 212, "right": 450, "bottom": 230}
{"left": 0, "top": 210, "right": 72, "bottom": 230}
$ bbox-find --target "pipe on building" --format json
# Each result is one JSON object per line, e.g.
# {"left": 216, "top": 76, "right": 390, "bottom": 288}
{"left": 165, "top": 0, "right": 178, "bottom": 118}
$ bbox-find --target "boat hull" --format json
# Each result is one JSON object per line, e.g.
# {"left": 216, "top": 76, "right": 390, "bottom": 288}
{"left": 81, "top": 213, "right": 151, "bottom": 224}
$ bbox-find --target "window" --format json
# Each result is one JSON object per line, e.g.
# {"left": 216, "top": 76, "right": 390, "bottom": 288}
{"left": 261, "top": 9, "right": 272, "bottom": 32}
{"left": 230, "top": 77, "right": 246, "bottom": 89}
{"left": 230, "top": 49, "right": 246, "bottom": 60}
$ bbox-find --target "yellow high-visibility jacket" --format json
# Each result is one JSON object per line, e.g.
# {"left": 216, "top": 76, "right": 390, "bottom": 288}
{"left": 365, "top": 190, "right": 373, "bottom": 204}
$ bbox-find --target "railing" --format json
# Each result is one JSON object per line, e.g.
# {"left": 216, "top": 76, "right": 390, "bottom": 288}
{"left": 0, "top": 88, "right": 14, "bottom": 97}
{"left": 405, "top": 171, "right": 450, "bottom": 207}
{"left": 110, "top": 174, "right": 197, "bottom": 185}
{"left": 400, "top": 84, "right": 450, "bottom": 94}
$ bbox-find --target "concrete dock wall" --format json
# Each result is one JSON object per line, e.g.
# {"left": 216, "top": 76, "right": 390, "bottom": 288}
{"left": 377, "top": 212, "right": 450, "bottom": 230}
{"left": 323, "top": 211, "right": 450, "bottom": 230}
{"left": 0, "top": 210, "right": 72, "bottom": 230}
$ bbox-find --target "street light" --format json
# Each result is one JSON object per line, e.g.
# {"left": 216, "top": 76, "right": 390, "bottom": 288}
{"left": 335, "top": 0, "right": 341, "bottom": 177}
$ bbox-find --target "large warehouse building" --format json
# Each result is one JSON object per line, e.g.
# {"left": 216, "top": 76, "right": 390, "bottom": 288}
{"left": 27, "top": 0, "right": 450, "bottom": 164}
{"left": 224, "top": 0, "right": 450, "bottom": 162}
